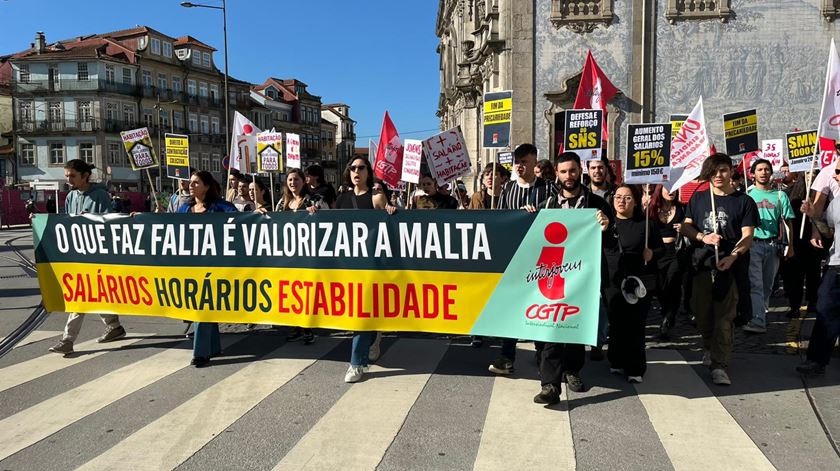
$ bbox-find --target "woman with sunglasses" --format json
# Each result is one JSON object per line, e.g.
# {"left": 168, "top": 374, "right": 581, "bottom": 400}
{"left": 647, "top": 184, "right": 689, "bottom": 339}
{"left": 334, "top": 157, "right": 396, "bottom": 382}
{"left": 177, "top": 170, "right": 238, "bottom": 368}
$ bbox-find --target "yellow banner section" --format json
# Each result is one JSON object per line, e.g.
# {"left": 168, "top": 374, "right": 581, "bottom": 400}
{"left": 483, "top": 98, "right": 512, "bottom": 125}
{"left": 39, "top": 262, "right": 502, "bottom": 334}
{"left": 165, "top": 136, "right": 189, "bottom": 166}
{"left": 724, "top": 113, "right": 758, "bottom": 138}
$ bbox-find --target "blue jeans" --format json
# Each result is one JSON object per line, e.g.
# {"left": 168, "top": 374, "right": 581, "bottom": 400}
{"left": 748, "top": 240, "right": 781, "bottom": 328}
{"left": 806, "top": 268, "right": 840, "bottom": 365}
{"left": 350, "top": 331, "right": 376, "bottom": 366}
{"left": 193, "top": 322, "right": 221, "bottom": 358}
{"left": 597, "top": 296, "right": 609, "bottom": 347}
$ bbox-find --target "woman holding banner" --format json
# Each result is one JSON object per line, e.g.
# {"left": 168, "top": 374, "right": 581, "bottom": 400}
{"left": 604, "top": 185, "right": 662, "bottom": 383}
{"left": 177, "top": 170, "right": 238, "bottom": 368}
{"left": 333, "top": 156, "right": 396, "bottom": 383}
{"left": 647, "top": 185, "right": 689, "bottom": 339}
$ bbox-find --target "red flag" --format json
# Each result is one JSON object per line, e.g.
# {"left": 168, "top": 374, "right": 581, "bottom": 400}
{"left": 373, "top": 111, "right": 403, "bottom": 188}
{"left": 574, "top": 50, "right": 619, "bottom": 138}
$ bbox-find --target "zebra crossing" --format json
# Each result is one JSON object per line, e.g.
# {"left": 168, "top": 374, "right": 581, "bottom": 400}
{"left": 0, "top": 327, "right": 838, "bottom": 470}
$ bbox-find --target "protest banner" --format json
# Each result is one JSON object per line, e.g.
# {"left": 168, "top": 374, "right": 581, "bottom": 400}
{"left": 120, "top": 127, "right": 158, "bottom": 171}
{"left": 563, "top": 109, "right": 603, "bottom": 163}
{"left": 285, "top": 133, "right": 301, "bottom": 169}
{"left": 483, "top": 91, "right": 513, "bottom": 148}
{"left": 33, "top": 209, "right": 602, "bottom": 345}
{"left": 787, "top": 130, "right": 817, "bottom": 172}
{"left": 760, "top": 139, "right": 785, "bottom": 177}
{"left": 670, "top": 114, "right": 688, "bottom": 138}
{"left": 401, "top": 139, "right": 423, "bottom": 184}
{"left": 667, "top": 97, "right": 709, "bottom": 192}
{"left": 498, "top": 151, "right": 513, "bottom": 172}
{"left": 256, "top": 132, "right": 283, "bottom": 173}
{"left": 235, "top": 135, "right": 258, "bottom": 174}
{"left": 422, "top": 127, "right": 471, "bottom": 186}
{"left": 625, "top": 123, "right": 672, "bottom": 184}
{"left": 164, "top": 134, "right": 190, "bottom": 180}
{"left": 373, "top": 111, "right": 404, "bottom": 188}
{"left": 723, "top": 109, "right": 759, "bottom": 156}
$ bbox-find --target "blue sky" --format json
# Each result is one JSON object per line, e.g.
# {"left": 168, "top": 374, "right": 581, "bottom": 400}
{"left": 0, "top": 0, "right": 442, "bottom": 146}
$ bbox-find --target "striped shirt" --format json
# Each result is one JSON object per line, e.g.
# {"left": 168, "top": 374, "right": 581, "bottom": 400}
{"left": 497, "top": 178, "right": 558, "bottom": 210}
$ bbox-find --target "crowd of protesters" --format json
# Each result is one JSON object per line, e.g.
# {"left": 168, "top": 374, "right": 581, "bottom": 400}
{"left": 47, "top": 145, "right": 840, "bottom": 405}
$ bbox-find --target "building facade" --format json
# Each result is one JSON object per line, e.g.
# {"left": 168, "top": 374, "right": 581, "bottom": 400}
{"left": 321, "top": 103, "right": 356, "bottom": 178}
{"left": 439, "top": 1, "right": 840, "bottom": 177}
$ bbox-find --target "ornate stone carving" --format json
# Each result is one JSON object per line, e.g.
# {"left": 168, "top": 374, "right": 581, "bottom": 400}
{"left": 665, "top": 0, "right": 733, "bottom": 24}
{"left": 549, "top": 1, "right": 614, "bottom": 33}
{"left": 823, "top": 0, "right": 840, "bottom": 22}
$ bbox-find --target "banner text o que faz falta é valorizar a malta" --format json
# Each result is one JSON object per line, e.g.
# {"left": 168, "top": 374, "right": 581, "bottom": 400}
{"left": 33, "top": 209, "right": 601, "bottom": 345}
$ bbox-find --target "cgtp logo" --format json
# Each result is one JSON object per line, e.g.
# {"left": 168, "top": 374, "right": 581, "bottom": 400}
{"left": 525, "top": 222, "right": 581, "bottom": 324}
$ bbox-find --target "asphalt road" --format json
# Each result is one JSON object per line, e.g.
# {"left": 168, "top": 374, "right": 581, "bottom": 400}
{"left": 1, "top": 227, "right": 839, "bottom": 470}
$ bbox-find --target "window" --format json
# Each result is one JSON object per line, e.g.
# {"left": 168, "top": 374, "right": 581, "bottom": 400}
{"left": 192, "top": 50, "right": 201, "bottom": 65}
{"left": 211, "top": 116, "right": 220, "bottom": 134}
{"left": 105, "top": 65, "right": 115, "bottom": 84}
{"left": 173, "top": 112, "right": 183, "bottom": 129}
{"left": 79, "top": 142, "right": 94, "bottom": 161}
{"left": 159, "top": 110, "right": 169, "bottom": 128}
{"left": 665, "top": 0, "right": 732, "bottom": 23}
{"left": 105, "top": 102, "right": 116, "bottom": 121}
{"left": 108, "top": 142, "right": 123, "bottom": 166}
{"left": 123, "top": 104, "right": 135, "bottom": 126}
{"left": 20, "top": 143, "right": 35, "bottom": 166}
{"left": 210, "top": 84, "right": 219, "bottom": 101}
{"left": 172, "top": 76, "right": 182, "bottom": 93}
{"left": 163, "top": 42, "right": 173, "bottom": 58}
{"left": 122, "top": 68, "right": 132, "bottom": 85}
{"left": 77, "top": 62, "right": 89, "bottom": 81}
{"left": 48, "top": 102, "right": 62, "bottom": 124}
{"left": 151, "top": 38, "right": 161, "bottom": 55}
{"left": 211, "top": 153, "right": 221, "bottom": 172}
{"left": 200, "top": 115, "right": 209, "bottom": 134}
{"left": 187, "top": 79, "right": 197, "bottom": 96}
{"left": 201, "top": 152, "right": 210, "bottom": 171}
{"left": 18, "top": 64, "right": 30, "bottom": 83}
{"left": 188, "top": 114, "right": 198, "bottom": 132}
{"left": 142, "top": 70, "right": 152, "bottom": 88}
{"left": 78, "top": 101, "right": 92, "bottom": 129}
{"left": 549, "top": 1, "right": 615, "bottom": 32}
{"left": 202, "top": 52, "right": 211, "bottom": 67}
{"left": 267, "top": 89, "right": 276, "bottom": 99}
{"left": 199, "top": 82, "right": 208, "bottom": 98}
{"left": 143, "top": 108, "right": 154, "bottom": 127}
{"left": 158, "top": 73, "right": 167, "bottom": 90}
{"left": 18, "top": 101, "right": 33, "bottom": 123}
{"left": 49, "top": 142, "right": 65, "bottom": 165}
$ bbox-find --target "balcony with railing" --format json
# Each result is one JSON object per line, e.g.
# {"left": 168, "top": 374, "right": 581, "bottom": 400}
{"left": 12, "top": 79, "right": 140, "bottom": 95}
{"left": 16, "top": 118, "right": 101, "bottom": 133}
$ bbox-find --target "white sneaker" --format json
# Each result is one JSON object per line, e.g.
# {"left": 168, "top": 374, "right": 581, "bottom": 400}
{"left": 368, "top": 332, "right": 383, "bottom": 362}
{"left": 702, "top": 350, "right": 711, "bottom": 367}
{"left": 344, "top": 365, "right": 367, "bottom": 383}
{"left": 711, "top": 368, "right": 731, "bottom": 386}
{"left": 628, "top": 376, "right": 643, "bottom": 384}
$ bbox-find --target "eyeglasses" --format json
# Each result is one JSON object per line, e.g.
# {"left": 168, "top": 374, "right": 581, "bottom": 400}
{"left": 835, "top": 169, "right": 840, "bottom": 175}
{"left": 349, "top": 165, "right": 367, "bottom": 172}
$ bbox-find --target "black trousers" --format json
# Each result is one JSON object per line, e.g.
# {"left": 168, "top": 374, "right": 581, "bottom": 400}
{"left": 605, "top": 287, "right": 651, "bottom": 377}
{"left": 806, "top": 268, "right": 840, "bottom": 365}
{"left": 539, "top": 343, "right": 585, "bottom": 387}
{"left": 657, "top": 243, "right": 688, "bottom": 321}
{"left": 781, "top": 238, "right": 824, "bottom": 312}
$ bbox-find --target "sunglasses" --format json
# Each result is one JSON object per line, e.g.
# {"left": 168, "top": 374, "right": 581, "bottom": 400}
{"left": 349, "top": 165, "right": 367, "bottom": 172}
{"left": 835, "top": 169, "right": 840, "bottom": 175}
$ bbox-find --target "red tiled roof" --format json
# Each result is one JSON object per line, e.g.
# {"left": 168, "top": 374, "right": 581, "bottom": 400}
{"left": 174, "top": 35, "right": 217, "bottom": 52}
{"left": 10, "top": 36, "right": 137, "bottom": 64}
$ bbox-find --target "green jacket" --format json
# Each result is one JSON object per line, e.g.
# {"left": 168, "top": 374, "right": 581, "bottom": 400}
{"left": 65, "top": 183, "right": 112, "bottom": 215}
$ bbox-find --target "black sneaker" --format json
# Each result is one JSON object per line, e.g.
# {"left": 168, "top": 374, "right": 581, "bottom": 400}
{"left": 97, "top": 326, "right": 126, "bottom": 343}
{"left": 286, "top": 329, "right": 305, "bottom": 342}
{"left": 302, "top": 331, "right": 315, "bottom": 345}
{"left": 659, "top": 317, "right": 672, "bottom": 340}
{"left": 796, "top": 360, "right": 826, "bottom": 376}
{"left": 589, "top": 346, "right": 604, "bottom": 361}
{"left": 533, "top": 384, "right": 560, "bottom": 404}
{"left": 191, "top": 356, "right": 210, "bottom": 368}
{"left": 488, "top": 356, "right": 514, "bottom": 375}
{"left": 564, "top": 372, "right": 585, "bottom": 392}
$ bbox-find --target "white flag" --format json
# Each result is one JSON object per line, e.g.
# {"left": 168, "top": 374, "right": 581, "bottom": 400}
{"left": 369, "top": 139, "right": 378, "bottom": 164}
{"left": 818, "top": 39, "right": 840, "bottom": 141}
{"left": 667, "top": 96, "right": 710, "bottom": 192}
{"left": 228, "top": 112, "right": 261, "bottom": 171}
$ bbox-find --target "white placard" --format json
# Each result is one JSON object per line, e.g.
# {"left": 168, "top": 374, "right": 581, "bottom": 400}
{"left": 761, "top": 139, "right": 784, "bottom": 175}
{"left": 421, "top": 127, "right": 471, "bottom": 186}
{"left": 401, "top": 139, "right": 423, "bottom": 184}
{"left": 286, "top": 133, "right": 301, "bottom": 169}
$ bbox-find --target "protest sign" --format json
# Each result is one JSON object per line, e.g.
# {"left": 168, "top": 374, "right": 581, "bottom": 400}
{"left": 256, "top": 132, "right": 283, "bottom": 173}
{"left": 624, "top": 123, "right": 672, "bottom": 184}
{"left": 422, "top": 127, "right": 471, "bottom": 186}
{"left": 164, "top": 134, "right": 190, "bottom": 180}
{"left": 723, "top": 109, "right": 759, "bottom": 156}
{"left": 285, "top": 133, "right": 301, "bottom": 169}
{"left": 33, "top": 209, "right": 602, "bottom": 345}
{"left": 667, "top": 97, "right": 709, "bottom": 192}
{"left": 483, "top": 91, "right": 513, "bottom": 148}
{"left": 401, "top": 139, "right": 423, "bottom": 184}
{"left": 787, "top": 130, "right": 817, "bottom": 172}
{"left": 563, "top": 109, "right": 603, "bottom": 163}
{"left": 235, "top": 135, "right": 258, "bottom": 174}
{"left": 498, "top": 151, "right": 513, "bottom": 172}
{"left": 760, "top": 139, "right": 785, "bottom": 177}
{"left": 670, "top": 114, "right": 688, "bottom": 138}
{"left": 120, "top": 128, "right": 158, "bottom": 171}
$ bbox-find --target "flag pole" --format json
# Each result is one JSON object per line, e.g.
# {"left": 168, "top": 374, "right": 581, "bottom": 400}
{"left": 145, "top": 168, "right": 159, "bottom": 212}
{"left": 490, "top": 152, "right": 498, "bottom": 210}
{"left": 269, "top": 172, "right": 275, "bottom": 211}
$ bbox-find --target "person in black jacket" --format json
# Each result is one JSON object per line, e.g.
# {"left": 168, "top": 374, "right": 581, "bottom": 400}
{"left": 604, "top": 185, "right": 664, "bottom": 383}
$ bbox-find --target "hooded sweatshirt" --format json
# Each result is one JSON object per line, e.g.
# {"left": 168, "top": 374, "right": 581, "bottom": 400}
{"left": 65, "top": 183, "right": 112, "bottom": 216}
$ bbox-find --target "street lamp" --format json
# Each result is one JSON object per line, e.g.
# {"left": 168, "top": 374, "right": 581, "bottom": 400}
{"left": 181, "top": 0, "right": 230, "bottom": 175}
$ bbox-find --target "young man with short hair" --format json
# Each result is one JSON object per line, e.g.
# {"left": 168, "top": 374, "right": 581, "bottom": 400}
{"left": 744, "top": 159, "right": 794, "bottom": 333}
{"left": 586, "top": 158, "right": 616, "bottom": 206}
{"left": 680, "top": 154, "right": 757, "bottom": 386}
